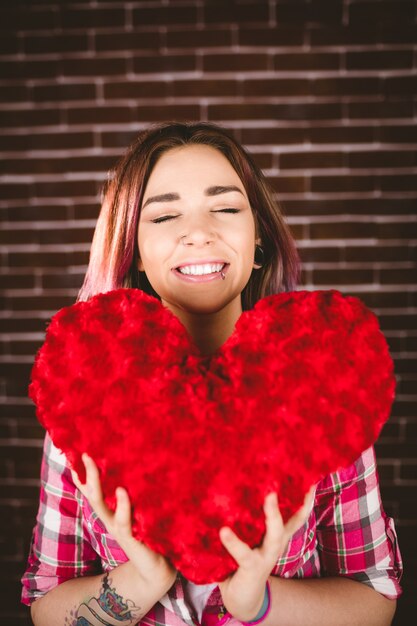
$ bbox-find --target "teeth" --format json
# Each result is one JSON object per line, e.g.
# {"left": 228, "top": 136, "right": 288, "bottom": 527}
{"left": 179, "top": 263, "right": 225, "bottom": 276}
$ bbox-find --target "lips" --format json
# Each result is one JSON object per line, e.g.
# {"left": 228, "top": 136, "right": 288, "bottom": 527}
{"left": 173, "top": 260, "right": 229, "bottom": 282}
{"left": 177, "top": 263, "right": 225, "bottom": 276}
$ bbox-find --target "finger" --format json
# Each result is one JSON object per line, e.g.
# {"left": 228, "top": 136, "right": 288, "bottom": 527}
{"left": 219, "top": 526, "right": 254, "bottom": 568}
{"left": 261, "top": 492, "right": 285, "bottom": 555}
{"left": 80, "top": 455, "right": 114, "bottom": 526}
{"left": 114, "top": 487, "right": 133, "bottom": 536}
{"left": 285, "top": 487, "right": 315, "bottom": 537}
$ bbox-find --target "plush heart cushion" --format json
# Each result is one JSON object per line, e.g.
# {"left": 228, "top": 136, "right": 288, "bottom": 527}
{"left": 29, "top": 288, "right": 395, "bottom": 583}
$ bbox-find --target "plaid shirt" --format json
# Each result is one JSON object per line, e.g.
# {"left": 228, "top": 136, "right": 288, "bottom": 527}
{"left": 21, "top": 435, "right": 402, "bottom": 625}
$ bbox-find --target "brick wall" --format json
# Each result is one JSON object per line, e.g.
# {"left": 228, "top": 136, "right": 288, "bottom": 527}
{"left": 1, "top": 1, "right": 416, "bottom": 624}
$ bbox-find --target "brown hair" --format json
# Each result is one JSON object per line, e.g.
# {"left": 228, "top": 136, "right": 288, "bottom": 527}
{"left": 78, "top": 121, "right": 300, "bottom": 309}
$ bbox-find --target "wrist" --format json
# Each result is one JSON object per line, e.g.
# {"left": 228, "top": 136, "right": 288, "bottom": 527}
{"left": 242, "top": 581, "right": 271, "bottom": 625}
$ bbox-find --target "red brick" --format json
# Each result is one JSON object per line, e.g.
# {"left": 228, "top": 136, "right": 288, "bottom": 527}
{"left": 0, "top": 108, "right": 61, "bottom": 128}
{"left": 208, "top": 103, "right": 342, "bottom": 121}
{"left": 348, "top": 100, "right": 413, "bottom": 120}
{"left": 312, "top": 269, "right": 374, "bottom": 285}
{"left": 133, "top": 6, "right": 198, "bottom": 26}
{"left": 0, "top": 59, "right": 60, "bottom": 80}
{"left": 309, "top": 125, "right": 375, "bottom": 144}
{"left": 378, "top": 124, "right": 417, "bottom": 143}
{"left": 11, "top": 249, "right": 89, "bottom": 269}
{"left": 0, "top": 131, "right": 94, "bottom": 152}
{"left": 1, "top": 183, "right": 31, "bottom": 200}
{"left": 33, "top": 179, "right": 97, "bottom": 199}
{"left": 348, "top": 150, "right": 416, "bottom": 169}
{"left": 241, "top": 127, "right": 308, "bottom": 145}
{"left": 104, "top": 80, "right": 168, "bottom": 99}
{"left": 0, "top": 155, "right": 117, "bottom": 176}
{"left": 242, "top": 78, "right": 311, "bottom": 97}
{"left": 0, "top": 84, "right": 30, "bottom": 103}
{"left": 0, "top": 7, "right": 58, "bottom": 31}
{"left": 100, "top": 129, "right": 143, "bottom": 149}
{"left": 203, "top": 1, "right": 269, "bottom": 24}
{"left": 275, "top": 1, "right": 343, "bottom": 23}
{"left": 352, "top": 291, "right": 410, "bottom": 309}
{"left": 23, "top": 33, "right": 89, "bottom": 55}
{"left": 95, "top": 30, "right": 161, "bottom": 52}
{"left": 310, "top": 221, "right": 375, "bottom": 239}
{"left": 0, "top": 317, "right": 49, "bottom": 334}
{"left": 379, "top": 312, "right": 417, "bottom": 330}
{"left": 274, "top": 52, "right": 340, "bottom": 71}
{"left": 279, "top": 151, "right": 344, "bottom": 169}
{"left": 268, "top": 175, "right": 308, "bottom": 194}
{"left": 346, "top": 50, "right": 413, "bottom": 71}
{"left": 59, "top": 7, "right": 126, "bottom": 29}
{"left": 380, "top": 175, "right": 417, "bottom": 192}
{"left": 384, "top": 75, "right": 417, "bottom": 95}
{"left": 283, "top": 197, "right": 417, "bottom": 216}
{"left": 345, "top": 245, "right": 413, "bottom": 263}
{"left": 72, "top": 203, "right": 100, "bottom": 221}
{"left": 348, "top": 2, "right": 416, "bottom": 24}
{"left": 41, "top": 272, "right": 85, "bottom": 290}
{"left": 0, "top": 34, "right": 19, "bottom": 54}
{"left": 1, "top": 205, "right": 70, "bottom": 223}
{"left": 311, "top": 175, "right": 375, "bottom": 193}
{"left": 313, "top": 77, "right": 381, "bottom": 97}
{"left": 298, "top": 246, "right": 342, "bottom": 263}
{"left": 167, "top": 27, "right": 232, "bottom": 48}
{"left": 3, "top": 295, "right": 76, "bottom": 314}
{"left": 67, "top": 105, "right": 134, "bottom": 125}
{"left": 0, "top": 274, "right": 35, "bottom": 290}
{"left": 203, "top": 53, "right": 268, "bottom": 72}
{"left": 33, "top": 83, "right": 96, "bottom": 103}
{"left": 380, "top": 24, "right": 417, "bottom": 44}
{"left": 377, "top": 222, "right": 417, "bottom": 239}
{"left": 61, "top": 57, "right": 127, "bottom": 77}
{"left": 136, "top": 104, "right": 200, "bottom": 122}
{"left": 133, "top": 54, "right": 196, "bottom": 74}
{"left": 380, "top": 268, "right": 417, "bottom": 285}
{"left": 309, "top": 25, "right": 379, "bottom": 46}
{"left": 7, "top": 339, "right": 43, "bottom": 356}
{"left": 172, "top": 80, "right": 238, "bottom": 98}
{"left": 238, "top": 26, "right": 304, "bottom": 46}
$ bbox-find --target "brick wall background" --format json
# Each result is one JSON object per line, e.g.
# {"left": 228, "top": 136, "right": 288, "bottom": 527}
{"left": 1, "top": 1, "right": 416, "bottom": 624}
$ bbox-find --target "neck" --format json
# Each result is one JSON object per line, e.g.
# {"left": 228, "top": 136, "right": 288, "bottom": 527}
{"left": 163, "top": 299, "right": 243, "bottom": 355}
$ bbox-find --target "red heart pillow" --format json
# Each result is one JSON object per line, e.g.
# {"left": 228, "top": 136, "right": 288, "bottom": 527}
{"left": 29, "top": 289, "right": 395, "bottom": 583}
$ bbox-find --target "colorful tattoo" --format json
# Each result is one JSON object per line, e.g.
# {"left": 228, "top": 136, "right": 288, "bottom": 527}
{"left": 65, "top": 573, "right": 143, "bottom": 625}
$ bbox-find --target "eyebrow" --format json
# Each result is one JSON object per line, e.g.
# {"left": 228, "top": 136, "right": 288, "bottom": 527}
{"left": 141, "top": 185, "right": 245, "bottom": 210}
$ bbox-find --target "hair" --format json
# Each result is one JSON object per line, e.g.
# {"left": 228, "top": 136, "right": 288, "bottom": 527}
{"left": 78, "top": 121, "right": 300, "bottom": 309}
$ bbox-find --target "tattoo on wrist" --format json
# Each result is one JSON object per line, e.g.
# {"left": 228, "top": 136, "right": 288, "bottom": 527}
{"left": 65, "top": 572, "right": 143, "bottom": 625}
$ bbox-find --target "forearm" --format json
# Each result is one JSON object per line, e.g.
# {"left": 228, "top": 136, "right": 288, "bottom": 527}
{"left": 261, "top": 576, "right": 396, "bottom": 626}
{"left": 30, "top": 560, "right": 175, "bottom": 626}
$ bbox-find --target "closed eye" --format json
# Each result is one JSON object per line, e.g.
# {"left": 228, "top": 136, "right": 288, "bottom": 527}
{"left": 213, "top": 208, "right": 240, "bottom": 214}
{"left": 151, "top": 214, "right": 178, "bottom": 224}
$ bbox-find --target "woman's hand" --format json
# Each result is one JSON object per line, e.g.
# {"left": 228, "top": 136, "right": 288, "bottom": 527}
{"left": 71, "top": 454, "right": 177, "bottom": 593}
{"left": 218, "top": 489, "right": 314, "bottom": 622}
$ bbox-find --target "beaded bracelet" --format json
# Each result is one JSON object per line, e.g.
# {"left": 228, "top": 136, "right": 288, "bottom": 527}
{"left": 243, "top": 581, "right": 271, "bottom": 625}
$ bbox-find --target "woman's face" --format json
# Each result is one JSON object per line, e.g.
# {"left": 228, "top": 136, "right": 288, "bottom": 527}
{"left": 137, "top": 144, "right": 258, "bottom": 317}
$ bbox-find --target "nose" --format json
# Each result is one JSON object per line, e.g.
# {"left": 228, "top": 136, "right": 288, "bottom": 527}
{"left": 180, "top": 215, "right": 216, "bottom": 247}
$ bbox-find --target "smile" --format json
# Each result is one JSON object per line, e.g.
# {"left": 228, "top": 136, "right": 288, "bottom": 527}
{"left": 178, "top": 263, "right": 225, "bottom": 276}
{"left": 173, "top": 261, "right": 229, "bottom": 283}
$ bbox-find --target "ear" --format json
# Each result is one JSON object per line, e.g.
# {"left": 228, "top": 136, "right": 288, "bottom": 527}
{"left": 253, "top": 240, "right": 264, "bottom": 270}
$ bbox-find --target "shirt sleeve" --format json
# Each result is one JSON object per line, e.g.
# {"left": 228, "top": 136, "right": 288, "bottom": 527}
{"left": 314, "top": 446, "right": 403, "bottom": 600}
{"left": 21, "top": 434, "right": 102, "bottom": 606}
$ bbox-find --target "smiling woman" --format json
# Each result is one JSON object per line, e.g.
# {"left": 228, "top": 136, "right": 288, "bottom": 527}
{"left": 77, "top": 121, "right": 300, "bottom": 311}
{"left": 22, "top": 121, "right": 402, "bottom": 626}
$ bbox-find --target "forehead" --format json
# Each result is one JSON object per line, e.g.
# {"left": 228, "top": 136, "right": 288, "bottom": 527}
{"left": 145, "top": 144, "right": 244, "bottom": 191}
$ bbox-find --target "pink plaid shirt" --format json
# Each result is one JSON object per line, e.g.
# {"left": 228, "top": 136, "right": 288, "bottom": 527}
{"left": 21, "top": 435, "right": 402, "bottom": 625}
